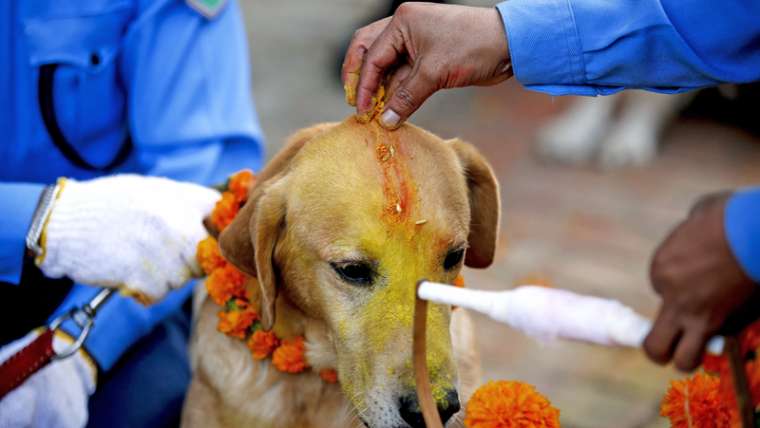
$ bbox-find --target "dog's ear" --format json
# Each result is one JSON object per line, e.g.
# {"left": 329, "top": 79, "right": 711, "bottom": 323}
{"left": 448, "top": 139, "right": 501, "bottom": 268}
{"left": 218, "top": 123, "right": 337, "bottom": 328}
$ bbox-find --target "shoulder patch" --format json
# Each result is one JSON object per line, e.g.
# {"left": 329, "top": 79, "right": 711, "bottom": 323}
{"left": 186, "top": 0, "right": 227, "bottom": 19}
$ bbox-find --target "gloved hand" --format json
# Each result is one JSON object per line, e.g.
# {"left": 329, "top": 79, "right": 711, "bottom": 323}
{"left": 0, "top": 330, "right": 96, "bottom": 428}
{"left": 38, "top": 174, "right": 219, "bottom": 302}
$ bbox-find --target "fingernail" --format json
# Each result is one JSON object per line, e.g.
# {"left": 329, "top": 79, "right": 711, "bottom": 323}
{"left": 380, "top": 109, "right": 400, "bottom": 129}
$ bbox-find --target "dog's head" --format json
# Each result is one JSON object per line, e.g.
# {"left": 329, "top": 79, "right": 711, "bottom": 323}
{"left": 219, "top": 118, "right": 499, "bottom": 427}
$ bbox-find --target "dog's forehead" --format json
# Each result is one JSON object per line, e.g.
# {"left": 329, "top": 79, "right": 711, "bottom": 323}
{"left": 285, "top": 120, "right": 470, "bottom": 251}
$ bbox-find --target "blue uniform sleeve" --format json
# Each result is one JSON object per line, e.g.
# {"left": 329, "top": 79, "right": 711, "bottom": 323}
{"left": 496, "top": 0, "right": 760, "bottom": 96}
{"left": 0, "top": 183, "right": 44, "bottom": 284}
{"left": 50, "top": 0, "right": 264, "bottom": 371}
{"left": 725, "top": 188, "right": 760, "bottom": 284}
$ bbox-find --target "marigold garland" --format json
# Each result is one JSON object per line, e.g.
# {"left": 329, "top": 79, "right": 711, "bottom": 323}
{"left": 272, "top": 337, "right": 308, "bottom": 374}
{"left": 319, "top": 368, "right": 339, "bottom": 384}
{"left": 197, "top": 170, "right": 328, "bottom": 381}
{"left": 205, "top": 263, "right": 247, "bottom": 306}
{"left": 660, "top": 372, "right": 731, "bottom": 428}
{"left": 217, "top": 300, "right": 258, "bottom": 339}
{"left": 210, "top": 191, "right": 240, "bottom": 232}
{"left": 465, "top": 380, "right": 560, "bottom": 428}
{"left": 248, "top": 330, "right": 279, "bottom": 360}
{"left": 662, "top": 318, "right": 760, "bottom": 427}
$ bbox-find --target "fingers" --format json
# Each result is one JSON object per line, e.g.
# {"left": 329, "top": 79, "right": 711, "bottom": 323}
{"left": 644, "top": 307, "right": 681, "bottom": 365}
{"left": 378, "top": 63, "right": 437, "bottom": 130}
{"left": 343, "top": 18, "right": 392, "bottom": 107}
{"left": 342, "top": 18, "right": 391, "bottom": 82}
{"left": 672, "top": 327, "right": 708, "bottom": 371}
{"left": 356, "top": 22, "right": 407, "bottom": 114}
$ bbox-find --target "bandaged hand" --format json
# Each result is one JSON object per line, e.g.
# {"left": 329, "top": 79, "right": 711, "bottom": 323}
{"left": 37, "top": 175, "right": 219, "bottom": 302}
{"left": 0, "top": 331, "right": 96, "bottom": 428}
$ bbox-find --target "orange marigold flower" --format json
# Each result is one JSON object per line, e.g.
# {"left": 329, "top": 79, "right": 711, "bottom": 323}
{"left": 740, "top": 320, "right": 760, "bottom": 355}
{"left": 319, "top": 368, "right": 339, "bottom": 384}
{"left": 210, "top": 191, "right": 239, "bottom": 231}
{"left": 196, "top": 236, "right": 226, "bottom": 275}
{"left": 453, "top": 275, "right": 465, "bottom": 288}
{"left": 465, "top": 380, "right": 560, "bottom": 428}
{"left": 248, "top": 330, "right": 280, "bottom": 360}
{"left": 660, "top": 372, "right": 731, "bottom": 428}
{"left": 228, "top": 170, "right": 255, "bottom": 202}
{"left": 272, "top": 336, "right": 308, "bottom": 374}
{"left": 702, "top": 353, "right": 729, "bottom": 375}
{"left": 217, "top": 306, "right": 258, "bottom": 339}
{"left": 205, "top": 264, "right": 247, "bottom": 306}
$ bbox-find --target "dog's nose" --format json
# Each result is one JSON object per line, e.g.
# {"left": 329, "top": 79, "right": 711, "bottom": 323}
{"left": 399, "top": 389, "right": 460, "bottom": 427}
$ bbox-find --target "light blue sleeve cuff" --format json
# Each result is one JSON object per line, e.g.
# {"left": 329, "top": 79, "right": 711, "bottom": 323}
{"left": 495, "top": 0, "right": 696, "bottom": 97}
{"left": 725, "top": 187, "right": 760, "bottom": 283}
{"left": 0, "top": 183, "right": 45, "bottom": 284}
{"left": 496, "top": 0, "right": 585, "bottom": 88}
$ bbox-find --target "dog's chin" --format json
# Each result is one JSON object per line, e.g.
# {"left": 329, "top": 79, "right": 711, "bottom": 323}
{"left": 353, "top": 389, "right": 409, "bottom": 428}
{"left": 360, "top": 419, "right": 409, "bottom": 428}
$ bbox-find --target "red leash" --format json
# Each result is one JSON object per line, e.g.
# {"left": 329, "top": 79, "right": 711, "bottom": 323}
{"left": 0, "top": 329, "right": 55, "bottom": 399}
{"left": 0, "top": 289, "right": 114, "bottom": 400}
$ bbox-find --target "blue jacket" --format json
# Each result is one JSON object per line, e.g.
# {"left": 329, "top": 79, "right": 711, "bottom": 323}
{"left": 497, "top": 0, "right": 760, "bottom": 283}
{"left": 0, "top": 0, "right": 264, "bottom": 370}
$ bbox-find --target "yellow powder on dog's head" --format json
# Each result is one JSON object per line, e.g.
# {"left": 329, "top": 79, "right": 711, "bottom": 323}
{"left": 282, "top": 118, "right": 463, "bottom": 410}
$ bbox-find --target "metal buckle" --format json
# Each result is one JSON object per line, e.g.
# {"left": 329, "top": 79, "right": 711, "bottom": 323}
{"left": 49, "top": 308, "right": 94, "bottom": 360}
{"left": 48, "top": 288, "right": 114, "bottom": 360}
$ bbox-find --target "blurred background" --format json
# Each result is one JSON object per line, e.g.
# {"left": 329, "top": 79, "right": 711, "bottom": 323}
{"left": 241, "top": 1, "right": 760, "bottom": 426}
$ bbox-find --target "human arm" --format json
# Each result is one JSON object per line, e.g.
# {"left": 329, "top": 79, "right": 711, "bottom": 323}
{"left": 344, "top": 0, "right": 760, "bottom": 128}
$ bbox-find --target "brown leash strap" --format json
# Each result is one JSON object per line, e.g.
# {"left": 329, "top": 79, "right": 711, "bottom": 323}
{"left": 0, "top": 329, "right": 55, "bottom": 400}
{"left": 413, "top": 280, "right": 444, "bottom": 428}
{"left": 726, "top": 336, "right": 755, "bottom": 428}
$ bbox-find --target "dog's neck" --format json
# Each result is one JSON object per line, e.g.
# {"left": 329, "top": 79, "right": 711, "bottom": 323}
{"left": 195, "top": 281, "right": 360, "bottom": 428}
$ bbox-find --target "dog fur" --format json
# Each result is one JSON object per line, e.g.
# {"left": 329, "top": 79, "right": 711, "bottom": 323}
{"left": 181, "top": 118, "right": 499, "bottom": 428}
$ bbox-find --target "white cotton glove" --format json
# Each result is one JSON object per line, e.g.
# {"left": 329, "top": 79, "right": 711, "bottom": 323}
{"left": 38, "top": 175, "right": 219, "bottom": 302}
{"left": 0, "top": 331, "right": 96, "bottom": 428}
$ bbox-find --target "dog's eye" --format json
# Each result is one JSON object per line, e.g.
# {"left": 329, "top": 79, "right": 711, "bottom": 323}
{"left": 331, "top": 262, "right": 375, "bottom": 286}
{"left": 443, "top": 248, "right": 465, "bottom": 271}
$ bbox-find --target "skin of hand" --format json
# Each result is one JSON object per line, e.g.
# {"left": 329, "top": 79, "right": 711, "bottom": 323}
{"left": 342, "top": 2, "right": 512, "bottom": 129}
{"left": 645, "top": 192, "right": 759, "bottom": 371}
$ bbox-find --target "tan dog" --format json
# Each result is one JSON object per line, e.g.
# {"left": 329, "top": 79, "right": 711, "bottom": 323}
{"left": 181, "top": 118, "right": 500, "bottom": 428}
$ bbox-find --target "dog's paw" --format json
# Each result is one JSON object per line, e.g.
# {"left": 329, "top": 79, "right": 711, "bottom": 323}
{"left": 535, "top": 122, "right": 603, "bottom": 164}
{"left": 598, "top": 119, "right": 658, "bottom": 168}
{"left": 535, "top": 97, "right": 616, "bottom": 165}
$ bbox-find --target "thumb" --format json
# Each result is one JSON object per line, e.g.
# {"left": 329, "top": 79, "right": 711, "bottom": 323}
{"left": 379, "top": 66, "right": 436, "bottom": 130}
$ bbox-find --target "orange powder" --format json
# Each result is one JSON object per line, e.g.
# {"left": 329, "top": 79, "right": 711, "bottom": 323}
{"left": 372, "top": 125, "right": 418, "bottom": 226}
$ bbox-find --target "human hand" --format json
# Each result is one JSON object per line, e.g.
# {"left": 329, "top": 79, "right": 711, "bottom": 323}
{"left": 37, "top": 175, "right": 219, "bottom": 302}
{"left": 0, "top": 330, "right": 96, "bottom": 428}
{"left": 644, "top": 192, "right": 758, "bottom": 371}
{"left": 342, "top": 3, "right": 512, "bottom": 129}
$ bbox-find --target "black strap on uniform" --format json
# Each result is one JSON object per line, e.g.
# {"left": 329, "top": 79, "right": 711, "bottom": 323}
{"left": 37, "top": 63, "right": 133, "bottom": 172}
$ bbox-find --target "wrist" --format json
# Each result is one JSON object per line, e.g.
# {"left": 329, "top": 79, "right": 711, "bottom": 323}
{"left": 489, "top": 7, "right": 511, "bottom": 71}
{"left": 25, "top": 179, "right": 65, "bottom": 262}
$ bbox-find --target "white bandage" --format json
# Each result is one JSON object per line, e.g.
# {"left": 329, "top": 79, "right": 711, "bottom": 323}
{"left": 38, "top": 174, "right": 219, "bottom": 302}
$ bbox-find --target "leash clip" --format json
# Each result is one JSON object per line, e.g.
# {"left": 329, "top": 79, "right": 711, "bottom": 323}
{"left": 48, "top": 288, "right": 114, "bottom": 360}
